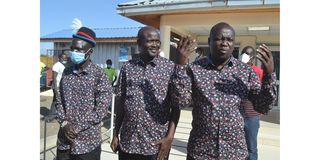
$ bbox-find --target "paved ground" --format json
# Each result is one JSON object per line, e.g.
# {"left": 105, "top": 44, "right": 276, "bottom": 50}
{"left": 40, "top": 90, "right": 279, "bottom": 160}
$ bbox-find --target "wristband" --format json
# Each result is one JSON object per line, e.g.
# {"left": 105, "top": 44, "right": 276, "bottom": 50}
{"left": 61, "top": 121, "right": 68, "bottom": 128}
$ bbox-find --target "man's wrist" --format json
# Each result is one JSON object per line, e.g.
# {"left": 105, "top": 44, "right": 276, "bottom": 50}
{"left": 178, "top": 57, "right": 188, "bottom": 65}
{"left": 262, "top": 72, "right": 276, "bottom": 80}
{"left": 113, "top": 128, "right": 119, "bottom": 137}
{"left": 165, "top": 135, "right": 174, "bottom": 141}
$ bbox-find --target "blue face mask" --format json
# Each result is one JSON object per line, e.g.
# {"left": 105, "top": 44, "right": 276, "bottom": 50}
{"left": 69, "top": 51, "right": 86, "bottom": 64}
{"left": 61, "top": 60, "right": 68, "bottom": 64}
{"left": 107, "top": 65, "right": 111, "bottom": 68}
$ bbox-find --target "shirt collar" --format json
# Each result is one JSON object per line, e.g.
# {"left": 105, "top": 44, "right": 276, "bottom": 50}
{"left": 199, "top": 56, "right": 235, "bottom": 70}
{"left": 72, "top": 60, "right": 93, "bottom": 75}
{"left": 136, "top": 55, "right": 159, "bottom": 67}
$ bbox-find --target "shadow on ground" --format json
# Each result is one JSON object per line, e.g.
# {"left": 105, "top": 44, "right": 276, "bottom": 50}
{"left": 41, "top": 107, "right": 51, "bottom": 116}
{"left": 260, "top": 109, "right": 280, "bottom": 124}
{"left": 171, "top": 139, "right": 188, "bottom": 155}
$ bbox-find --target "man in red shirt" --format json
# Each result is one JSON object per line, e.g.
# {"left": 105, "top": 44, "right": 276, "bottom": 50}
{"left": 239, "top": 46, "right": 264, "bottom": 160}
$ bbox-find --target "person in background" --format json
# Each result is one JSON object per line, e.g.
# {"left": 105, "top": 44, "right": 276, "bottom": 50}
{"left": 55, "top": 26, "right": 112, "bottom": 160}
{"left": 194, "top": 47, "right": 206, "bottom": 61}
{"left": 103, "top": 59, "right": 117, "bottom": 113}
{"left": 173, "top": 22, "right": 277, "bottom": 159}
{"left": 40, "top": 61, "right": 47, "bottom": 77}
{"left": 104, "top": 59, "right": 117, "bottom": 86}
{"left": 239, "top": 46, "right": 264, "bottom": 160}
{"left": 47, "top": 52, "right": 69, "bottom": 117}
{"left": 40, "top": 61, "right": 47, "bottom": 89}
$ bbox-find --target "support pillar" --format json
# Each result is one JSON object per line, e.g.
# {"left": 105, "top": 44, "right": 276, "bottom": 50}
{"left": 160, "top": 16, "right": 171, "bottom": 59}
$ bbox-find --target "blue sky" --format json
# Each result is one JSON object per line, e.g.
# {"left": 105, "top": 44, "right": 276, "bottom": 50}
{"left": 40, "top": 0, "right": 143, "bottom": 54}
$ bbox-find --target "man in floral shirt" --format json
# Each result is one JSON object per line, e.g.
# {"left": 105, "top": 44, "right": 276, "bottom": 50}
{"left": 110, "top": 26, "right": 180, "bottom": 160}
{"left": 173, "top": 22, "right": 277, "bottom": 159}
{"left": 55, "top": 26, "right": 112, "bottom": 160}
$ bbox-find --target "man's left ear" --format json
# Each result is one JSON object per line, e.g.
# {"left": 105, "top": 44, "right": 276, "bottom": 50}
{"left": 137, "top": 38, "right": 141, "bottom": 46}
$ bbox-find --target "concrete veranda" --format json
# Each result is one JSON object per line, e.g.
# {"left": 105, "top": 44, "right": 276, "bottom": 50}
{"left": 40, "top": 89, "right": 279, "bottom": 160}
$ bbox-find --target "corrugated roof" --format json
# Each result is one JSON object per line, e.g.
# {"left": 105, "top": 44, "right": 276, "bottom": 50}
{"left": 41, "top": 27, "right": 142, "bottom": 39}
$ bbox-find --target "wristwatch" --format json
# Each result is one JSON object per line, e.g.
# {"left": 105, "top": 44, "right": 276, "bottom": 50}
{"left": 60, "top": 121, "right": 68, "bottom": 128}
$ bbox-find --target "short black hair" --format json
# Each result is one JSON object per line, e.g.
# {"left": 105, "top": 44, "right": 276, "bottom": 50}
{"left": 58, "top": 52, "right": 68, "bottom": 59}
{"left": 196, "top": 47, "right": 204, "bottom": 55}
{"left": 137, "top": 26, "right": 159, "bottom": 45}
{"left": 241, "top": 46, "right": 255, "bottom": 56}
{"left": 210, "top": 22, "right": 235, "bottom": 39}
{"left": 106, "top": 59, "right": 112, "bottom": 64}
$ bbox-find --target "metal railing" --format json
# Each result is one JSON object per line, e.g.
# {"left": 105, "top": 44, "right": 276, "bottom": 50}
{"left": 41, "top": 94, "right": 116, "bottom": 160}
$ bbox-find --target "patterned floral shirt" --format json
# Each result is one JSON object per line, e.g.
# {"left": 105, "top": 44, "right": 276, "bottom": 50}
{"left": 172, "top": 57, "right": 277, "bottom": 159}
{"left": 55, "top": 61, "right": 112, "bottom": 154}
{"left": 115, "top": 56, "right": 176, "bottom": 155}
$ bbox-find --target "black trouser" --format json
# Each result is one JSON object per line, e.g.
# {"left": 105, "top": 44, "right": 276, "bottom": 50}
{"left": 186, "top": 155, "right": 196, "bottom": 160}
{"left": 56, "top": 145, "right": 101, "bottom": 160}
{"left": 49, "top": 90, "right": 57, "bottom": 114}
{"left": 119, "top": 148, "right": 169, "bottom": 160}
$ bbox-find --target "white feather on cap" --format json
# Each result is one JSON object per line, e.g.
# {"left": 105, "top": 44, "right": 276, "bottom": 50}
{"left": 71, "top": 18, "right": 83, "bottom": 34}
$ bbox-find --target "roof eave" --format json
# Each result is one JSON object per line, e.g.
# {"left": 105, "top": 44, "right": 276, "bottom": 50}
{"left": 117, "top": 1, "right": 279, "bottom": 16}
